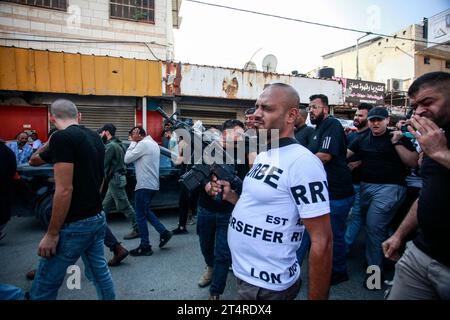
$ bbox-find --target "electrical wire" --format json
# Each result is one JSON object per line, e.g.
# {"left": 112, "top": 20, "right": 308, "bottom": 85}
{"left": 0, "top": 33, "right": 163, "bottom": 59}
{"left": 185, "top": 0, "right": 449, "bottom": 47}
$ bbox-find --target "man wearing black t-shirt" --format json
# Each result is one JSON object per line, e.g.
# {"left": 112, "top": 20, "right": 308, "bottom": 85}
{"left": 30, "top": 99, "right": 115, "bottom": 300}
{"left": 348, "top": 107, "right": 418, "bottom": 278}
{"left": 345, "top": 103, "right": 373, "bottom": 252}
{"left": 383, "top": 72, "right": 450, "bottom": 299}
{"left": 297, "top": 94, "right": 354, "bottom": 286}
{"left": 294, "top": 107, "right": 314, "bottom": 147}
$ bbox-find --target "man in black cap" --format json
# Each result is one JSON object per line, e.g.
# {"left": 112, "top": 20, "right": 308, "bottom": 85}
{"left": 347, "top": 106, "right": 419, "bottom": 283}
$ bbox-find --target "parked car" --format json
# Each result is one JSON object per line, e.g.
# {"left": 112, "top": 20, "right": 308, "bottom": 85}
{"left": 13, "top": 146, "right": 182, "bottom": 228}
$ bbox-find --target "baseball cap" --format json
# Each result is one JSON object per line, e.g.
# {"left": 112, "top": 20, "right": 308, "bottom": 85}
{"left": 99, "top": 123, "right": 116, "bottom": 135}
{"left": 367, "top": 107, "right": 389, "bottom": 120}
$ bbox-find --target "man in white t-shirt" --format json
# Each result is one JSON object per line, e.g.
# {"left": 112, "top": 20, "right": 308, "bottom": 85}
{"left": 208, "top": 83, "right": 332, "bottom": 300}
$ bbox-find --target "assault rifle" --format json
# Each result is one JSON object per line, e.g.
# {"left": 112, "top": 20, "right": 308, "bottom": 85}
{"left": 154, "top": 107, "right": 243, "bottom": 198}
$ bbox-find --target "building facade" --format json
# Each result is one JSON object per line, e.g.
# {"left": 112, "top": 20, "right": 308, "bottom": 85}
{"left": 0, "top": 0, "right": 182, "bottom": 142}
{"left": 321, "top": 19, "right": 450, "bottom": 93}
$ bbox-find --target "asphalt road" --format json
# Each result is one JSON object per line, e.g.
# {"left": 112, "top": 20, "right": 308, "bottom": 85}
{"left": 0, "top": 210, "right": 387, "bottom": 300}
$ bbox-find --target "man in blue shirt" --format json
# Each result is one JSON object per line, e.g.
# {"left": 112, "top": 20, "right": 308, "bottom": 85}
{"left": 7, "top": 132, "right": 33, "bottom": 165}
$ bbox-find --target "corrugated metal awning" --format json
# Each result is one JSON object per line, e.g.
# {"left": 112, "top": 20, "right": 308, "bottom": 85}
{"left": 0, "top": 46, "right": 162, "bottom": 97}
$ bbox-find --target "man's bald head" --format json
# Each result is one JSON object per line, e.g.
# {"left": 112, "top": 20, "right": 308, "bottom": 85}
{"left": 264, "top": 83, "right": 300, "bottom": 110}
{"left": 298, "top": 108, "right": 308, "bottom": 120}
{"left": 50, "top": 99, "right": 78, "bottom": 120}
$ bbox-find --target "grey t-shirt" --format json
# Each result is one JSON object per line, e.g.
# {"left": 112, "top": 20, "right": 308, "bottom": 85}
{"left": 124, "top": 136, "right": 160, "bottom": 191}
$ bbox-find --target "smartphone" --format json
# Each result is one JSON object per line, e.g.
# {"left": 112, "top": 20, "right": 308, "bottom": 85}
{"left": 401, "top": 125, "right": 415, "bottom": 139}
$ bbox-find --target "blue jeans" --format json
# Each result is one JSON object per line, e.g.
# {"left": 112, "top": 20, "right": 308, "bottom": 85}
{"left": 104, "top": 226, "right": 119, "bottom": 252}
{"left": 360, "top": 183, "right": 406, "bottom": 270}
{"left": 197, "top": 206, "right": 232, "bottom": 296}
{"left": 0, "top": 284, "right": 26, "bottom": 300}
{"left": 297, "top": 196, "right": 354, "bottom": 275}
{"left": 134, "top": 189, "right": 167, "bottom": 247}
{"left": 30, "top": 212, "right": 115, "bottom": 300}
{"left": 345, "top": 184, "right": 362, "bottom": 252}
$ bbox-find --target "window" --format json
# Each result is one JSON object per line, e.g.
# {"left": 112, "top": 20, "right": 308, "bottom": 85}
{"left": 4, "top": 0, "right": 67, "bottom": 11}
{"left": 446, "top": 60, "right": 450, "bottom": 69}
{"left": 424, "top": 56, "right": 431, "bottom": 65}
{"left": 110, "top": 0, "right": 155, "bottom": 24}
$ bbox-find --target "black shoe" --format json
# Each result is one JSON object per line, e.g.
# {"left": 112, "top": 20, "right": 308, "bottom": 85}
{"left": 159, "top": 230, "right": 173, "bottom": 248}
{"left": 330, "top": 272, "right": 349, "bottom": 286}
{"left": 172, "top": 226, "right": 188, "bottom": 235}
{"left": 130, "top": 245, "right": 153, "bottom": 256}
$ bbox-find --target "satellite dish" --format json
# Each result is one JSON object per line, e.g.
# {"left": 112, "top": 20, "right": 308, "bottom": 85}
{"left": 244, "top": 61, "right": 257, "bottom": 71}
{"left": 262, "top": 54, "right": 278, "bottom": 72}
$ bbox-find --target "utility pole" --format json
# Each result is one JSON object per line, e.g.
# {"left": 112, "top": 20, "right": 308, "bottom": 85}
{"left": 356, "top": 33, "right": 371, "bottom": 80}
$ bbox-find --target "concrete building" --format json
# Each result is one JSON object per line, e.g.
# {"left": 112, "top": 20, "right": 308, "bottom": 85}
{"left": 0, "top": 0, "right": 181, "bottom": 60}
{"left": 0, "top": 0, "right": 182, "bottom": 142}
{"left": 158, "top": 62, "right": 344, "bottom": 128}
{"left": 321, "top": 15, "right": 450, "bottom": 94}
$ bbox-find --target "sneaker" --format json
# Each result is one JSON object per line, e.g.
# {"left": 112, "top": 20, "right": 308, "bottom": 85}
{"left": 130, "top": 245, "right": 153, "bottom": 256}
{"left": 198, "top": 266, "right": 214, "bottom": 287}
{"left": 108, "top": 244, "right": 129, "bottom": 266}
{"left": 330, "top": 272, "right": 349, "bottom": 286}
{"left": 123, "top": 230, "right": 139, "bottom": 240}
{"left": 172, "top": 226, "right": 188, "bottom": 235}
{"left": 159, "top": 230, "right": 173, "bottom": 248}
{"left": 209, "top": 294, "right": 220, "bottom": 300}
{"left": 26, "top": 269, "right": 37, "bottom": 281}
{"left": 384, "top": 279, "right": 394, "bottom": 286}
{"left": 186, "top": 217, "right": 196, "bottom": 225}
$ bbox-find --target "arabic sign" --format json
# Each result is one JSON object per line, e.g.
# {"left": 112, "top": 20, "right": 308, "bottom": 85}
{"left": 427, "top": 9, "right": 450, "bottom": 48}
{"left": 343, "top": 78, "right": 385, "bottom": 105}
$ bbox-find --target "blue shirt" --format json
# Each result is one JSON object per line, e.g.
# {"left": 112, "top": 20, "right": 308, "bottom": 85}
{"left": 6, "top": 142, "right": 33, "bottom": 165}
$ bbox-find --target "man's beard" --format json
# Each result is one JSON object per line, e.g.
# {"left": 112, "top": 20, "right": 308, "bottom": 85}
{"left": 354, "top": 119, "right": 367, "bottom": 129}
{"left": 310, "top": 112, "right": 324, "bottom": 125}
{"left": 102, "top": 135, "right": 108, "bottom": 144}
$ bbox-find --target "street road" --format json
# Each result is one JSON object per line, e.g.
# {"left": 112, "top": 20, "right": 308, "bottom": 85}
{"left": 0, "top": 211, "right": 387, "bottom": 300}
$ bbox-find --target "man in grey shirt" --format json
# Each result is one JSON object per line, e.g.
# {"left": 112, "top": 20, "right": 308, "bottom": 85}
{"left": 124, "top": 126, "right": 172, "bottom": 256}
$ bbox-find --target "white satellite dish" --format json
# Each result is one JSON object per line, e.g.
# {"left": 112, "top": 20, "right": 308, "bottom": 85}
{"left": 262, "top": 54, "right": 278, "bottom": 72}
{"left": 243, "top": 61, "right": 257, "bottom": 71}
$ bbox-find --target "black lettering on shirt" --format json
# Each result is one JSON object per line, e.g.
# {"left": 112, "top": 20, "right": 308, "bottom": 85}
{"left": 291, "top": 231, "right": 303, "bottom": 242}
{"left": 251, "top": 267, "right": 282, "bottom": 284}
{"left": 236, "top": 220, "right": 243, "bottom": 232}
{"left": 263, "top": 166, "right": 283, "bottom": 189}
{"left": 309, "top": 181, "right": 326, "bottom": 203}
{"left": 230, "top": 218, "right": 284, "bottom": 243}
{"left": 291, "top": 185, "right": 309, "bottom": 205}
{"left": 254, "top": 164, "right": 270, "bottom": 180}
{"left": 247, "top": 163, "right": 262, "bottom": 178}
{"left": 291, "top": 181, "right": 328, "bottom": 205}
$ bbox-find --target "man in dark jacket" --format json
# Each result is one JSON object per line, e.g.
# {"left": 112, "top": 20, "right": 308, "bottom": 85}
{"left": 0, "top": 141, "right": 17, "bottom": 240}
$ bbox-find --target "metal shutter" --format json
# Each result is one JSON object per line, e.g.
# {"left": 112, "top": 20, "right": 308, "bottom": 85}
{"left": 77, "top": 105, "right": 135, "bottom": 140}
{"left": 179, "top": 109, "right": 237, "bottom": 128}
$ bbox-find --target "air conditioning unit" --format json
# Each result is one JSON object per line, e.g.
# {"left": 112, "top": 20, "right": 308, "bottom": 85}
{"left": 387, "top": 78, "right": 404, "bottom": 91}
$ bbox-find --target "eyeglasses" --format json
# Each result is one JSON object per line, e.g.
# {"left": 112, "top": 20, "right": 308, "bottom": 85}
{"left": 306, "top": 105, "right": 322, "bottom": 112}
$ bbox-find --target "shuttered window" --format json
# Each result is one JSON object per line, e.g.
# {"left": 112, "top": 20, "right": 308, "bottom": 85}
{"left": 4, "top": 0, "right": 67, "bottom": 11}
{"left": 77, "top": 105, "right": 135, "bottom": 140}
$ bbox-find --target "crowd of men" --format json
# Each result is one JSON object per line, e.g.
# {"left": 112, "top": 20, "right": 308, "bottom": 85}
{"left": 0, "top": 71, "right": 448, "bottom": 300}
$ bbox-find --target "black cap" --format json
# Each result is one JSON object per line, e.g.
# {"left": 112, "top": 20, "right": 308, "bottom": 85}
{"left": 99, "top": 123, "right": 116, "bottom": 136}
{"left": 367, "top": 107, "right": 389, "bottom": 120}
